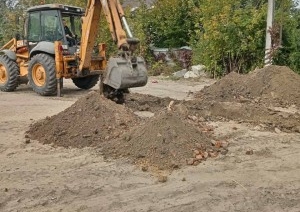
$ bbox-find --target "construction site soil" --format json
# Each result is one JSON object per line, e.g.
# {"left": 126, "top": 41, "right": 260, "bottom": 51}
{"left": 27, "top": 65, "right": 300, "bottom": 171}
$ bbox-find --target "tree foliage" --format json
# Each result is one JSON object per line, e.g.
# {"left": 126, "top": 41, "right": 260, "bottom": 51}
{"left": 190, "top": 0, "right": 299, "bottom": 76}
{"left": 191, "top": 0, "right": 268, "bottom": 76}
{"left": 0, "top": 0, "right": 23, "bottom": 45}
{"left": 144, "top": 0, "right": 198, "bottom": 48}
{"left": 273, "top": 0, "right": 300, "bottom": 74}
{"left": 1, "top": 0, "right": 300, "bottom": 75}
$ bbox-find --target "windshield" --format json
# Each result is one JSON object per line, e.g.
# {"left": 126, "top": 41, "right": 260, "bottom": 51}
{"left": 27, "top": 10, "right": 63, "bottom": 42}
{"left": 62, "top": 15, "right": 82, "bottom": 38}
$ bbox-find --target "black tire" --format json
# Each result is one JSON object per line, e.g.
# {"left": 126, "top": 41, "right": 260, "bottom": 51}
{"left": 28, "top": 54, "right": 57, "bottom": 96}
{"left": 72, "top": 75, "right": 99, "bottom": 90}
{"left": 0, "top": 55, "right": 19, "bottom": 92}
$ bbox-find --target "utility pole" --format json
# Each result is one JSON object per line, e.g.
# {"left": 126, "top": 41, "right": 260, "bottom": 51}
{"left": 264, "top": 0, "right": 275, "bottom": 66}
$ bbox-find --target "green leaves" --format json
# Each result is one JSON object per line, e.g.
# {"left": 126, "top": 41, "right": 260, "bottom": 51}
{"left": 135, "top": 0, "right": 198, "bottom": 48}
{"left": 191, "top": 0, "right": 268, "bottom": 76}
{"left": 1, "top": 0, "right": 299, "bottom": 75}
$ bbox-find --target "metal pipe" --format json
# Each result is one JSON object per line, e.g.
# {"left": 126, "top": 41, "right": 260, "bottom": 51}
{"left": 121, "top": 17, "right": 133, "bottom": 38}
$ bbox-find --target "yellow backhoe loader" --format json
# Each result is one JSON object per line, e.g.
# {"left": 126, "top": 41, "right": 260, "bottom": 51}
{"left": 0, "top": 0, "right": 147, "bottom": 101}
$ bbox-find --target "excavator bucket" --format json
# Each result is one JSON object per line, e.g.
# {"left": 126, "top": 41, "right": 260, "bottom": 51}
{"left": 103, "top": 56, "right": 148, "bottom": 90}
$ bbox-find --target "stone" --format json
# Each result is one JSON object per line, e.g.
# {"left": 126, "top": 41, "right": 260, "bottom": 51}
{"left": 158, "top": 175, "right": 168, "bottom": 183}
{"left": 274, "top": 128, "right": 281, "bottom": 134}
{"left": 195, "top": 154, "right": 203, "bottom": 160}
{"left": 141, "top": 166, "right": 148, "bottom": 172}
{"left": 186, "top": 158, "right": 195, "bottom": 165}
{"left": 246, "top": 149, "right": 254, "bottom": 155}
{"left": 173, "top": 69, "right": 187, "bottom": 78}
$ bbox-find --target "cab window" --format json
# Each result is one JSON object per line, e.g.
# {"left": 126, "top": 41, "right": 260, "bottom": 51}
{"left": 27, "top": 10, "right": 63, "bottom": 42}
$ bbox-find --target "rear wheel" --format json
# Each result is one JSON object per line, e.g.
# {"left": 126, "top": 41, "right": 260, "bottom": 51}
{"left": 72, "top": 75, "right": 99, "bottom": 89}
{"left": 28, "top": 54, "right": 57, "bottom": 96}
{"left": 0, "top": 55, "right": 19, "bottom": 92}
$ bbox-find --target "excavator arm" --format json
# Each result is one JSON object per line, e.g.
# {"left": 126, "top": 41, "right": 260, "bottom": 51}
{"left": 79, "top": 0, "right": 148, "bottom": 97}
{"left": 79, "top": 0, "right": 131, "bottom": 71}
{"left": 78, "top": 0, "right": 147, "bottom": 98}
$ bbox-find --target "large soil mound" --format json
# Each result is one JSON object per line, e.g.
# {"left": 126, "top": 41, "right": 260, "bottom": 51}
{"left": 28, "top": 92, "right": 139, "bottom": 148}
{"left": 197, "top": 65, "right": 300, "bottom": 106}
{"left": 101, "top": 111, "right": 221, "bottom": 170}
{"left": 27, "top": 92, "right": 222, "bottom": 171}
{"left": 189, "top": 66, "right": 300, "bottom": 132}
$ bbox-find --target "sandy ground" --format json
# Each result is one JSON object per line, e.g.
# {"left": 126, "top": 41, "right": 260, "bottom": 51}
{"left": 0, "top": 77, "right": 300, "bottom": 212}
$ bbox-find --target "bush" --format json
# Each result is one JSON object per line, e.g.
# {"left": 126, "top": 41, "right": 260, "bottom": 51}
{"left": 148, "top": 61, "right": 180, "bottom": 76}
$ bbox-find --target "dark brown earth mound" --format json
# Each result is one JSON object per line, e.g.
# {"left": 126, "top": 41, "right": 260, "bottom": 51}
{"left": 101, "top": 111, "right": 222, "bottom": 171}
{"left": 28, "top": 92, "right": 221, "bottom": 171}
{"left": 189, "top": 66, "right": 300, "bottom": 132}
{"left": 28, "top": 92, "right": 139, "bottom": 148}
{"left": 124, "top": 93, "right": 177, "bottom": 113}
{"left": 196, "top": 66, "right": 300, "bottom": 107}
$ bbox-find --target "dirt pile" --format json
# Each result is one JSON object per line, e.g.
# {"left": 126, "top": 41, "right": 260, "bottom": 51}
{"left": 27, "top": 92, "right": 139, "bottom": 148}
{"left": 196, "top": 65, "right": 300, "bottom": 107}
{"left": 189, "top": 66, "right": 300, "bottom": 132}
{"left": 28, "top": 92, "right": 223, "bottom": 171}
{"left": 101, "top": 111, "right": 223, "bottom": 171}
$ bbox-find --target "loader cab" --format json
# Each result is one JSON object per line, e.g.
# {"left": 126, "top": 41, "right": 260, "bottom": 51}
{"left": 25, "top": 4, "right": 84, "bottom": 54}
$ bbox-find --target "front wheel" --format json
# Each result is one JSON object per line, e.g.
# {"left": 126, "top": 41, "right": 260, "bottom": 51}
{"left": 28, "top": 54, "right": 57, "bottom": 96}
{"left": 72, "top": 75, "right": 99, "bottom": 90}
{"left": 0, "top": 55, "right": 19, "bottom": 92}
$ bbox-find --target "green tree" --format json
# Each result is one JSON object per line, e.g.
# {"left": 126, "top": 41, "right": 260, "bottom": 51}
{"left": 0, "top": 0, "right": 23, "bottom": 45}
{"left": 0, "top": 2, "right": 6, "bottom": 44}
{"left": 273, "top": 1, "right": 300, "bottom": 74}
{"left": 191, "top": 0, "right": 268, "bottom": 77}
{"left": 134, "top": 0, "right": 198, "bottom": 48}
